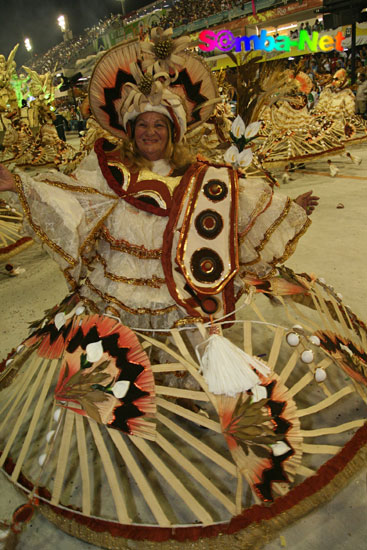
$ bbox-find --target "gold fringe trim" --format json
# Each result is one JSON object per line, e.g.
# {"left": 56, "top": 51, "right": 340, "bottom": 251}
{"left": 79, "top": 295, "right": 102, "bottom": 314}
{"left": 14, "top": 175, "right": 77, "bottom": 267}
{"left": 37, "top": 439, "right": 367, "bottom": 550}
{"left": 43, "top": 179, "right": 117, "bottom": 199}
{"left": 104, "top": 305, "right": 122, "bottom": 318}
{"left": 173, "top": 316, "right": 205, "bottom": 327}
{"left": 101, "top": 226, "right": 162, "bottom": 259}
{"left": 272, "top": 216, "right": 312, "bottom": 267}
{"left": 79, "top": 205, "right": 118, "bottom": 261}
{"left": 240, "top": 197, "right": 292, "bottom": 266}
{"left": 255, "top": 197, "right": 292, "bottom": 255}
{"left": 62, "top": 267, "right": 78, "bottom": 290}
{"left": 238, "top": 216, "right": 311, "bottom": 280}
{"left": 84, "top": 278, "right": 177, "bottom": 316}
{"left": 238, "top": 188, "right": 272, "bottom": 244}
{"left": 94, "top": 252, "right": 165, "bottom": 288}
{"left": 240, "top": 198, "right": 309, "bottom": 269}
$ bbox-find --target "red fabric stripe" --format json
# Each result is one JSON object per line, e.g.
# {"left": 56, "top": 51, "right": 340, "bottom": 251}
{"left": 94, "top": 139, "right": 169, "bottom": 217}
{"left": 0, "top": 237, "right": 32, "bottom": 256}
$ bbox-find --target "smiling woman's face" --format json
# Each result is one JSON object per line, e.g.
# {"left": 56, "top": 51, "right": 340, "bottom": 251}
{"left": 134, "top": 111, "right": 170, "bottom": 161}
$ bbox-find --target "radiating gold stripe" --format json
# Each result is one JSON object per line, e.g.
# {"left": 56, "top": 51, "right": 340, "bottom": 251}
{"left": 84, "top": 278, "right": 177, "bottom": 316}
{"left": 101, "top": 226, "right": 162, "bottom": 259}
{"left": 240, "top": 216, "right": 311, "bottom": 279}
{"left": 14, "top": 175, "right": 77, "bottom": 266}
{"left": 255, "top": 197, "right": 293, "bottom": 254}
{"left": 94, "top": 252, "right": 165, "bottom": 287}
{"left": 238, "top": 188, "right": 272, "bottom": 244}
{"left": 43, "top": 179, "right": 116, "bottom": 198}
{"left": 79, "top": 205, "right": 117, "bottom": 261}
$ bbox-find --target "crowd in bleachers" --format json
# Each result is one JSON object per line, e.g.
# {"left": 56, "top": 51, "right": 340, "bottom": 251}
{"left": 289, "top": 47, "right": 367, "bottom": 80}
{"left": 27, "top": 13, "right": 124, "bottom": 73}
{"left": 163, "top": 0, "right": 243, "bottom": 28}
{"left": 22, "top": 0, "right": 367, "bottom": 96}
{"left": 25, "top": 0, "right": 278, "bottom": 74}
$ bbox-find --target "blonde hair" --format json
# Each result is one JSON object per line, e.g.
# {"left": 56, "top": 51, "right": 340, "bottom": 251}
{"left": 118, "top": 116, "right": 195, "bottom": 172}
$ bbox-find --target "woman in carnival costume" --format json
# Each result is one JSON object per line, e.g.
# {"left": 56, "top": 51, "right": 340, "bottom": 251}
{"left": 0, "top": 29, "right": 366, "bottom": 550}
{"left": 313, "top": 68, "right": 367, "bottom": 147}
{"left": 257, "top": 71, "right": 346, "bottom": 170}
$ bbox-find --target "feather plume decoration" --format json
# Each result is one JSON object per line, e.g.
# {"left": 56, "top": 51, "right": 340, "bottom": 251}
{"left": 225, "top": 51, "right": 263, "bottom": 126}
{"left": 224, "top": 52, "right": 288, "bottom": 126}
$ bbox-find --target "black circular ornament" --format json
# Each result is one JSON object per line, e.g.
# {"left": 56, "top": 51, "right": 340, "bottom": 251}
{"left": 203, "top": 180, "right": 228, "bottom": 202}
{"left": 195, "top": 210, "right": 223, "bottom": 239}
{"left": 191, "top": 248, "right": 224, "bottom": 283}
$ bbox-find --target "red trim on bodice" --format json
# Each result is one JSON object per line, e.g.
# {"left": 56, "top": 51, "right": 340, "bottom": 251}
{"left": 94, "top": 138, "right": 170, "bottom": 217}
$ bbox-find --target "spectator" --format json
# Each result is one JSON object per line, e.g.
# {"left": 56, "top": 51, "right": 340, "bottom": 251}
{"left": 356, "top": 73, "right": 367, "bottom": 117}
{"left": 53, "top": 111, "right": 68, "bottom": 141}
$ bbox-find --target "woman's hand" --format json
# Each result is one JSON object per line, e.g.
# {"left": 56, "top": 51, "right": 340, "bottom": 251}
{"left": 294, "top": 190, "right": 319, "bottom": 215}
{"left": 0, "top": 164, "right": 17, "bottom": 193}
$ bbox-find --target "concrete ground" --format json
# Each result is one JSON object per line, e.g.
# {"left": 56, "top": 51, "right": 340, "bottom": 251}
{"left": 0, "top": 138, "right": 366, "bottom": 549}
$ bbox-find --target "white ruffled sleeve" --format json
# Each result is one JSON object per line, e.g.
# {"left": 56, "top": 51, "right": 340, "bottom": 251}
{"left": 14, "top": 150, "right": 118, "bottom": 287}
{"left": 236, "top": 177, "right": 310, "bottom": 279}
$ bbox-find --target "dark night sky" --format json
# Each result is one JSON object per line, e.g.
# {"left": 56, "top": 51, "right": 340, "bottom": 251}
{"left": 0, "top": 0, "right": 154, "bottom": 66}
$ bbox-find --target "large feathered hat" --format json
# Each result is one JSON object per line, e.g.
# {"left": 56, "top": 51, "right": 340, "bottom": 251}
{"left": 89, "top": 28, "right": 219, "bottom": 142}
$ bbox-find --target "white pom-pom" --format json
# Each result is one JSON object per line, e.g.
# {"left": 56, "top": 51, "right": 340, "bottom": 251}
{"left": 315, "top": 368, "right": 327, "bottom": 382}
{"left": 198, "top": 333, "right": 270, "bottom": 397}
{"left": 38, "top": 453, "right": 47, "bottom": 466}
{"left": 286, "top": 332, "right": 300, "bottom": 347}
{"left": 309, "top": 335, "right": 320, "bottom": 346}
{"left": 75, "top": 306, "right": 85, "bottom": 315}
{"left": 301, "top": 350, "right": 314, "bottom": 363}
{"left": 54, "top": 408, "right": 62, "bottom": 422}
{"left": 46, "top": 430, "right": 56, "bottom": 443}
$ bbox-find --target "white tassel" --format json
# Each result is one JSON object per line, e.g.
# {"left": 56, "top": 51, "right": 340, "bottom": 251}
{"left": 196, "top": 333, "right": 270, "bottom": 397}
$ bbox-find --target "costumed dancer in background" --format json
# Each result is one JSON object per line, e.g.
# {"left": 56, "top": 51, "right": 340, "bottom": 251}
{"left": 0, "top": 29, "right": 366, "bottom": 550}
{"left": 313, "top": 68, "right": 367, "bottom": 150}
{"left": 257, "top": 70, "right": 345, "bottom": 171}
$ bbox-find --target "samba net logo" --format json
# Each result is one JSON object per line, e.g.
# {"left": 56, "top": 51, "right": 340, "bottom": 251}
{"left": 198, "top": 29, "right": 346, "bottom": 53}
